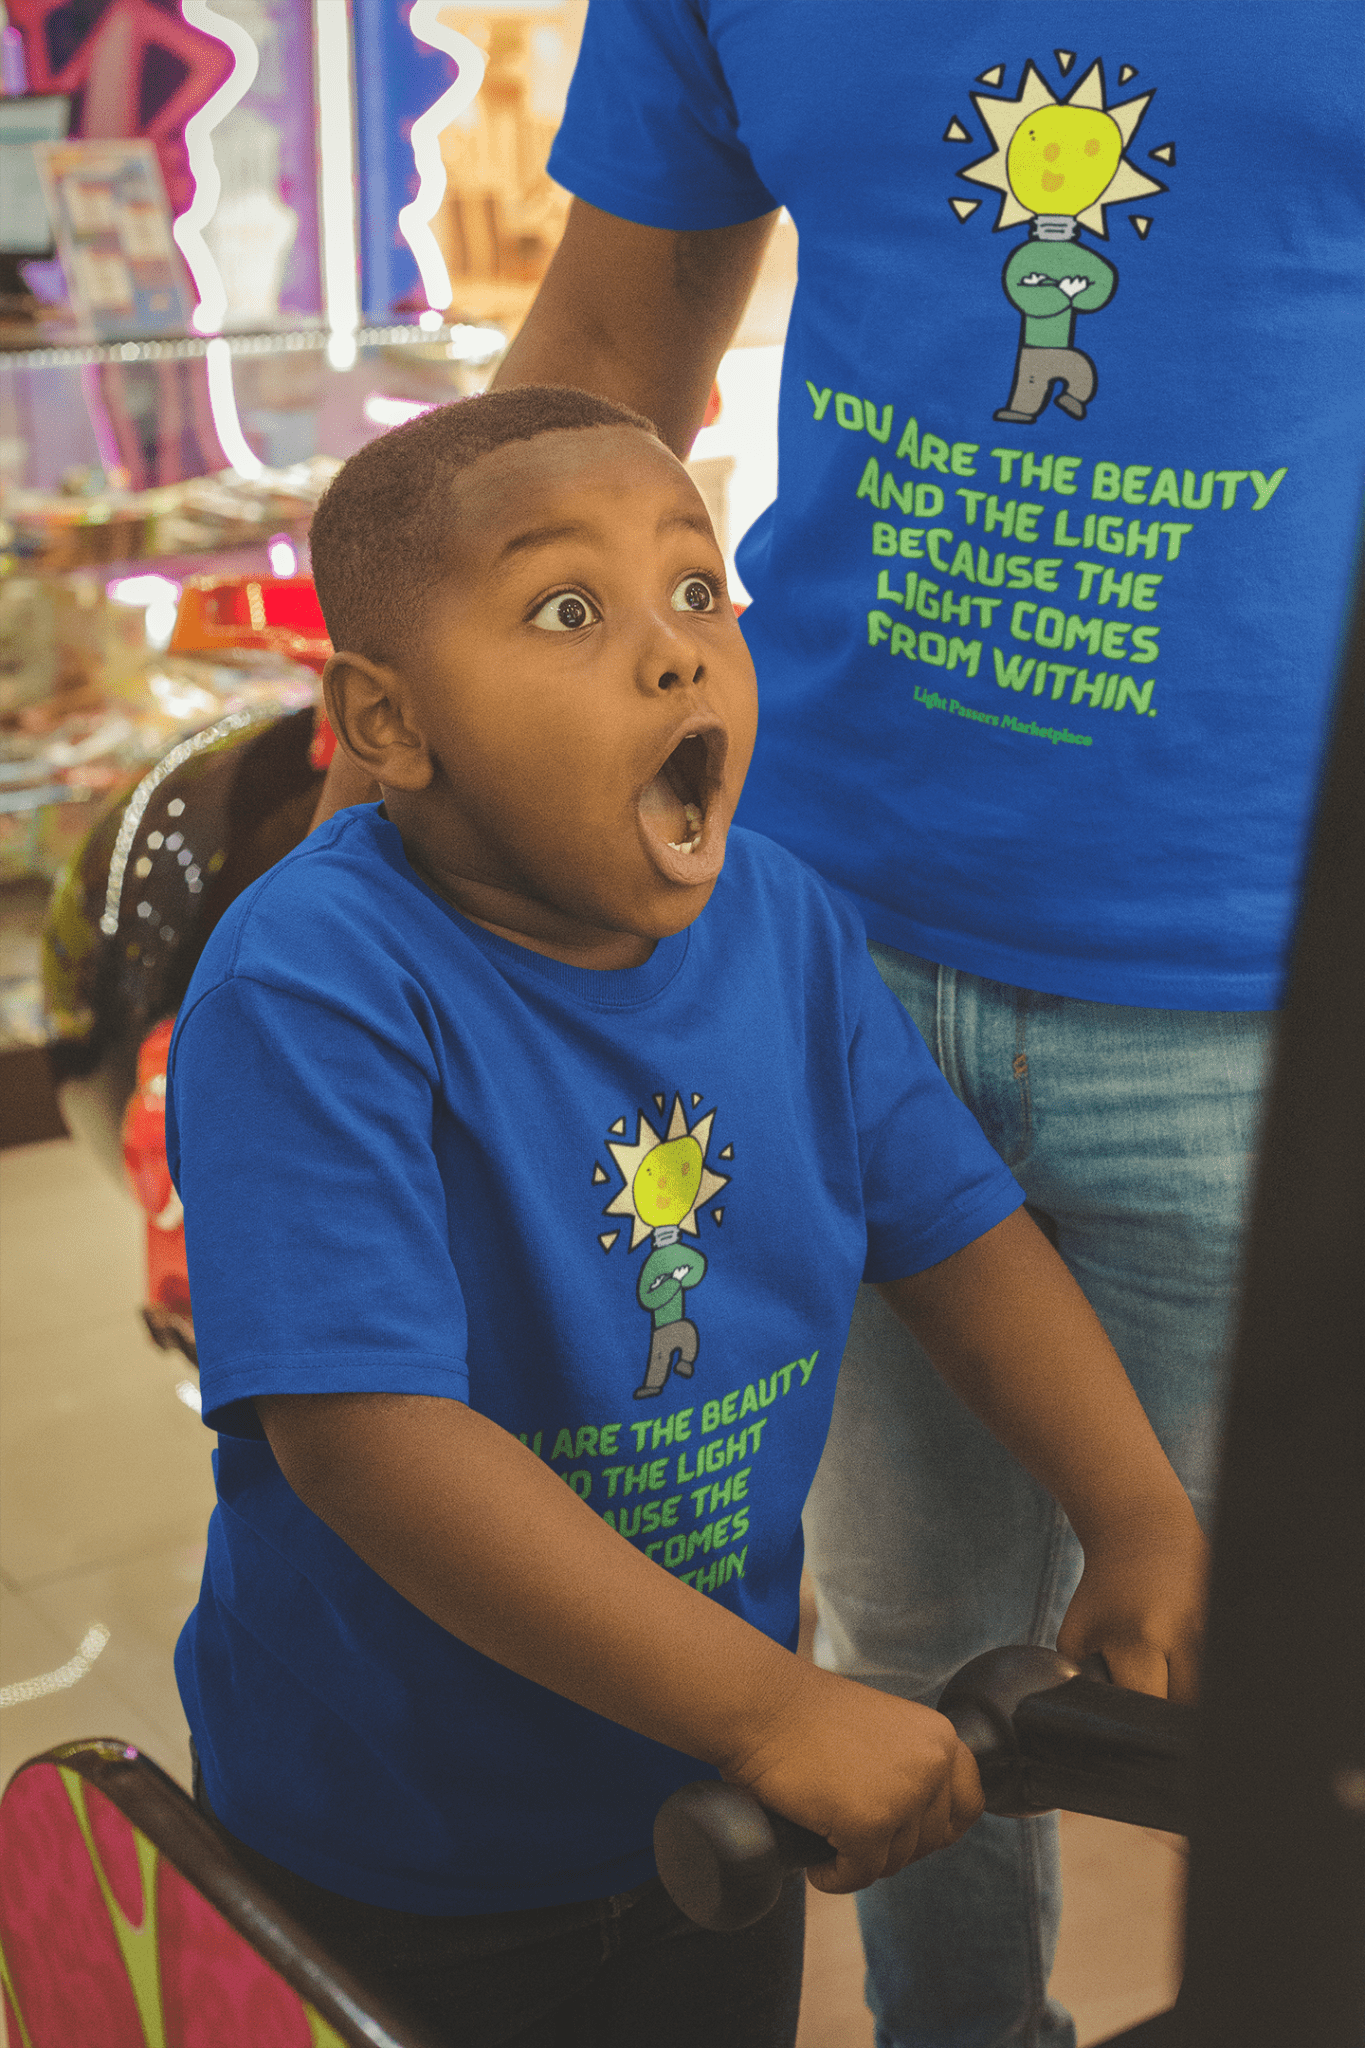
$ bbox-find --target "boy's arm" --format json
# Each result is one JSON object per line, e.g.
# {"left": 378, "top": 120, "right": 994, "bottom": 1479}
{"left": 256, "top": 1389, "right": 983, "bottom": 1895}
{"left": 877, "top": 1207, "right": 1208, "bottom": 1702}
{"left": 253, "top": 1207, "right": 1201, "bottom": 1894}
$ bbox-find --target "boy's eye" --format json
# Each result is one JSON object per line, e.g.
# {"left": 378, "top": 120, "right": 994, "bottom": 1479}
{"left": 532, "top": 592, "right": 599, "bottom": 632}
{"left": 671, "top": 576, "right": 716, "bottom": 615}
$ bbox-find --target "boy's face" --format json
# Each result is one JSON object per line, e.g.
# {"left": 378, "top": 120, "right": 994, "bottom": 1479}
{"left": 326, "top": 425, "right": 758, "bottom": 969}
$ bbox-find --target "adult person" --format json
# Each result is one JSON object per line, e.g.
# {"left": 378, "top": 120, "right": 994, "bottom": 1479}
{"left": 315, "top": 8, "right": 1364, "bottom": 2043}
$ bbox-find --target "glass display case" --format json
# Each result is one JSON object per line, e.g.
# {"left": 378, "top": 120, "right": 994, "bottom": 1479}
{"left": 0, "top": 316, "right": 501, "bottom": 890}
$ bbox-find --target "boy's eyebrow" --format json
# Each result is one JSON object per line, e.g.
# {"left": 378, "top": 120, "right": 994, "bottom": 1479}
{"left": 658, "top": 508, "right": 716, "bottom": 541}
{"left": 498, "top": 520, "right": 593, "bottom": 561}
{"left": 496, "top": 507, "right": 715, "bottom": 563}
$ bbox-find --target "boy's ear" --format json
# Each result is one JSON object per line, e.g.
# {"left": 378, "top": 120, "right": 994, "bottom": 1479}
{"left": 322, "top": 652, "right": 433, "bottom": 792}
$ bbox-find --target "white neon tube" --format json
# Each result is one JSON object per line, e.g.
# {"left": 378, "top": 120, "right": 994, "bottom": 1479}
{"left": 396, "top": 5, "right": 486, "bottom": 314}
{"left": 205, "top": 336, "right": 264, "bottom": 478}
{"left": 173, "top": 0, "right": 261, "bottom": 335}
{"left": 315, "top": 0, "right": 360, "bottom": 369}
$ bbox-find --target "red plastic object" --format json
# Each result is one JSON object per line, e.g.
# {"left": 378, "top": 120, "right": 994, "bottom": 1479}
{"left": 122, "top": 1016, "right": 194, "bottom": 1359}
{"left": 169, "top": 575, "right": 333, "bottom": 673}
{"left": 309, "top": 710, "right": 338, "bottom": 771}
{"left": 702, "top": 382, "right": 722, "bottom": 430}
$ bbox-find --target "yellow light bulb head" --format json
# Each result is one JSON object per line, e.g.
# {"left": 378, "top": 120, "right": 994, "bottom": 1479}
{"left": 633, "top": 1136, "right": 703, "bottom": 1230}
{"left": 1006, "top": 105, "right": 1122, "bottom": 218}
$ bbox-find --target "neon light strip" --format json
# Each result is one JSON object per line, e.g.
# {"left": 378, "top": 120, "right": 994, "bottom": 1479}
{"left": 315, "top": 0, "right": 360, "bottom": 369}
{"left": 100, "top": 709, "right": 257, "bottom": 936}
{"left": 396, "top": 6, "right": 486, "bottom": 313}
{"left": 204, "top": 336, "right": 263, "bottom": 478}
{"left": 20, "top": 322, "right": 504, "bottom": 368}
{"left": 171, "top": 1, "right": 261, "bottom": 335}
{"left": 363, "top": 392, "right": 437, "bottom": 426}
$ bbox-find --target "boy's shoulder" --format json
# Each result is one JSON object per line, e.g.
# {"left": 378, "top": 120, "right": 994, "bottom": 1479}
{"left": 181, "top": 803, "right": 436, "bottom": 1007}
{"left": 713, "top": 824, "right": 864, "bottom": 948}
{"left": 697, "top": 826, "right": 877, "bottom": 1035}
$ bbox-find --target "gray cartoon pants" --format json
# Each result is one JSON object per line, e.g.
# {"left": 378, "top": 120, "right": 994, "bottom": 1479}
{"left": 997, "top": 345, "right": 1097, "bottom": 421}
{"left": 637, "top": 1318, "right": 698, "bottom": 1397}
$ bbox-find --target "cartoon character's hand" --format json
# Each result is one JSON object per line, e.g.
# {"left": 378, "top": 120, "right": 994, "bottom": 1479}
{"left": 1057, "top": 276, "right": 1090, "bottom": 299}
{"left": 1019, "top": 271, "right": 1051, "bottom": 286}
{"left": 647, "top": 1273, "right": 675, "bottom": 1294}
{"left": 671, "top": 1266, "right": 692, "bottom": 1282}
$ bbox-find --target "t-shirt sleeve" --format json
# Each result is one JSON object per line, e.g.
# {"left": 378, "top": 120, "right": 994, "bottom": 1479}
{"left": 845, "top": 944, "right": 1025, "bottom": 1282}
{"left": 167, "top": 974, "right": 469, "bottom": 1438}
{"left": 547, "top": 0, "right": 778, "bottom": 230}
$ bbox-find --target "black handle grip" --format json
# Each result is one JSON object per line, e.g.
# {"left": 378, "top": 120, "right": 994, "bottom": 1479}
{"left": 652, "top": 1779, "right": 834, "bottom": 1933}
{"left": 936, "top": 1644, "right": 1111, "bottom": 1815}
{"left": 654, "top": 1645, "right": 1116, "bottom": 1930}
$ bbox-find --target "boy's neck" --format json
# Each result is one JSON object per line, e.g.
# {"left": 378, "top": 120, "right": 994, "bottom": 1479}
{"left": 402, "top": 834, "right": 659, "bottom": 971}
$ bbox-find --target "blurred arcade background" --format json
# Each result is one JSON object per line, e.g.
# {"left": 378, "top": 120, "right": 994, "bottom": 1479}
{"left": 0, "top": 0, "right": 794, "bottom": 1154}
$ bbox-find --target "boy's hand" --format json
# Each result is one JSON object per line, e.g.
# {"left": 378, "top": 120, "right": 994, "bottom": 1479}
{"left": 720, "top": 1662, "right": 985, "bottom": 1893}
{"left": 1057, "top": 1503, "right": 1209, "bottom": 1704}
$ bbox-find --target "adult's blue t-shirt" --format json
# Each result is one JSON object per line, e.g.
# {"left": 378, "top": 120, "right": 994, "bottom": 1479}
{"left": 549, "top": 1, "right": 1365, "bottom": 1008}
{"left": 166, "top": 808, "right": 1022, "bottom": 1914}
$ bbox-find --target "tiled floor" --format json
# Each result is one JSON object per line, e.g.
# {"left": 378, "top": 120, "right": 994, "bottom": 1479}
{"left": 1, "top": 1136, "right": 1182, "bottom": 2044}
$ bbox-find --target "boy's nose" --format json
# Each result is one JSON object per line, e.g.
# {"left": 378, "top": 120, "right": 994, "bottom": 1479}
{"left": 639, "top": 605, "right": 707, "bottom": 692}
{"left": 656, "top": 660, "right": 705, "bottom": 691}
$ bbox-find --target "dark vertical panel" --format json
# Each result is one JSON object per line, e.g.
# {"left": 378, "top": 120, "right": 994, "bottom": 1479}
{"left": 1179, "top": 542, "right": 1365, "bottom": 2046}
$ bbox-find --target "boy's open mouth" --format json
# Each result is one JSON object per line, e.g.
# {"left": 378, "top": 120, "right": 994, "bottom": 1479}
{"left": 636, "top": 724, "right": 730, "bottom": 884}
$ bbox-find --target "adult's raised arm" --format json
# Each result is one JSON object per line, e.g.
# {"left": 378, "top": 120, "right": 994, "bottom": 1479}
{"left": 491, "top": 197, "right": 779, "bottom": 457}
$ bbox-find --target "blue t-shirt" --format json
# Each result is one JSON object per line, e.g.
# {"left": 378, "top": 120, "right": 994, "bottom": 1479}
{"left": 167, "top": 807, "right": 1022, "bottom": 1913}
{"left": 549, "top": 1, "right": 1365, "bottom": 1009}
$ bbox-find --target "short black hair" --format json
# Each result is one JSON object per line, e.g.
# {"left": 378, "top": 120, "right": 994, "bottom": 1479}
{"left": 309, "top": 384, "right": 658, "bottom": 668}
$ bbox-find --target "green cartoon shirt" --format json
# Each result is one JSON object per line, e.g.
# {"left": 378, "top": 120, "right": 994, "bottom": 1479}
{"left": 637, "top": 1243, "right": 707, "bottom": 1326}
{"left": 1003, "top": 239, "right": 1116, "bottom": 347}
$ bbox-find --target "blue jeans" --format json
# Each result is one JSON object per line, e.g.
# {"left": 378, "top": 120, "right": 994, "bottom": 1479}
{"left": 802, "top": 945, "right": 1276, "bottom": 2048}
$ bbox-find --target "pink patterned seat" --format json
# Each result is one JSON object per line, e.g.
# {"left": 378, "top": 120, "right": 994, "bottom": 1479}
{"left": 0, "top": 1740, "right": 435, "bottom": 2048}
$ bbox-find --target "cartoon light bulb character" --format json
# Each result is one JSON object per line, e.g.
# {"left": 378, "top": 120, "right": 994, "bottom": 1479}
{"left": 994, "top": 104, "right": 1122, "bottom": 424}
{"left": 632, "top": 1134, "right": 708, "bottom": 1398}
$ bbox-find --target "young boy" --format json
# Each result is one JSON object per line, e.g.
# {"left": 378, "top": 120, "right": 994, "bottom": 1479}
{"left": 167, "top": 387, "right": 1207, "bottom": 2048}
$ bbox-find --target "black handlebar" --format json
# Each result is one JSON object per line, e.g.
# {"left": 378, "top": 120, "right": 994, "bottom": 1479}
{"left": 654, "top": 1645, "right": 1196, "bottom": 1931}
